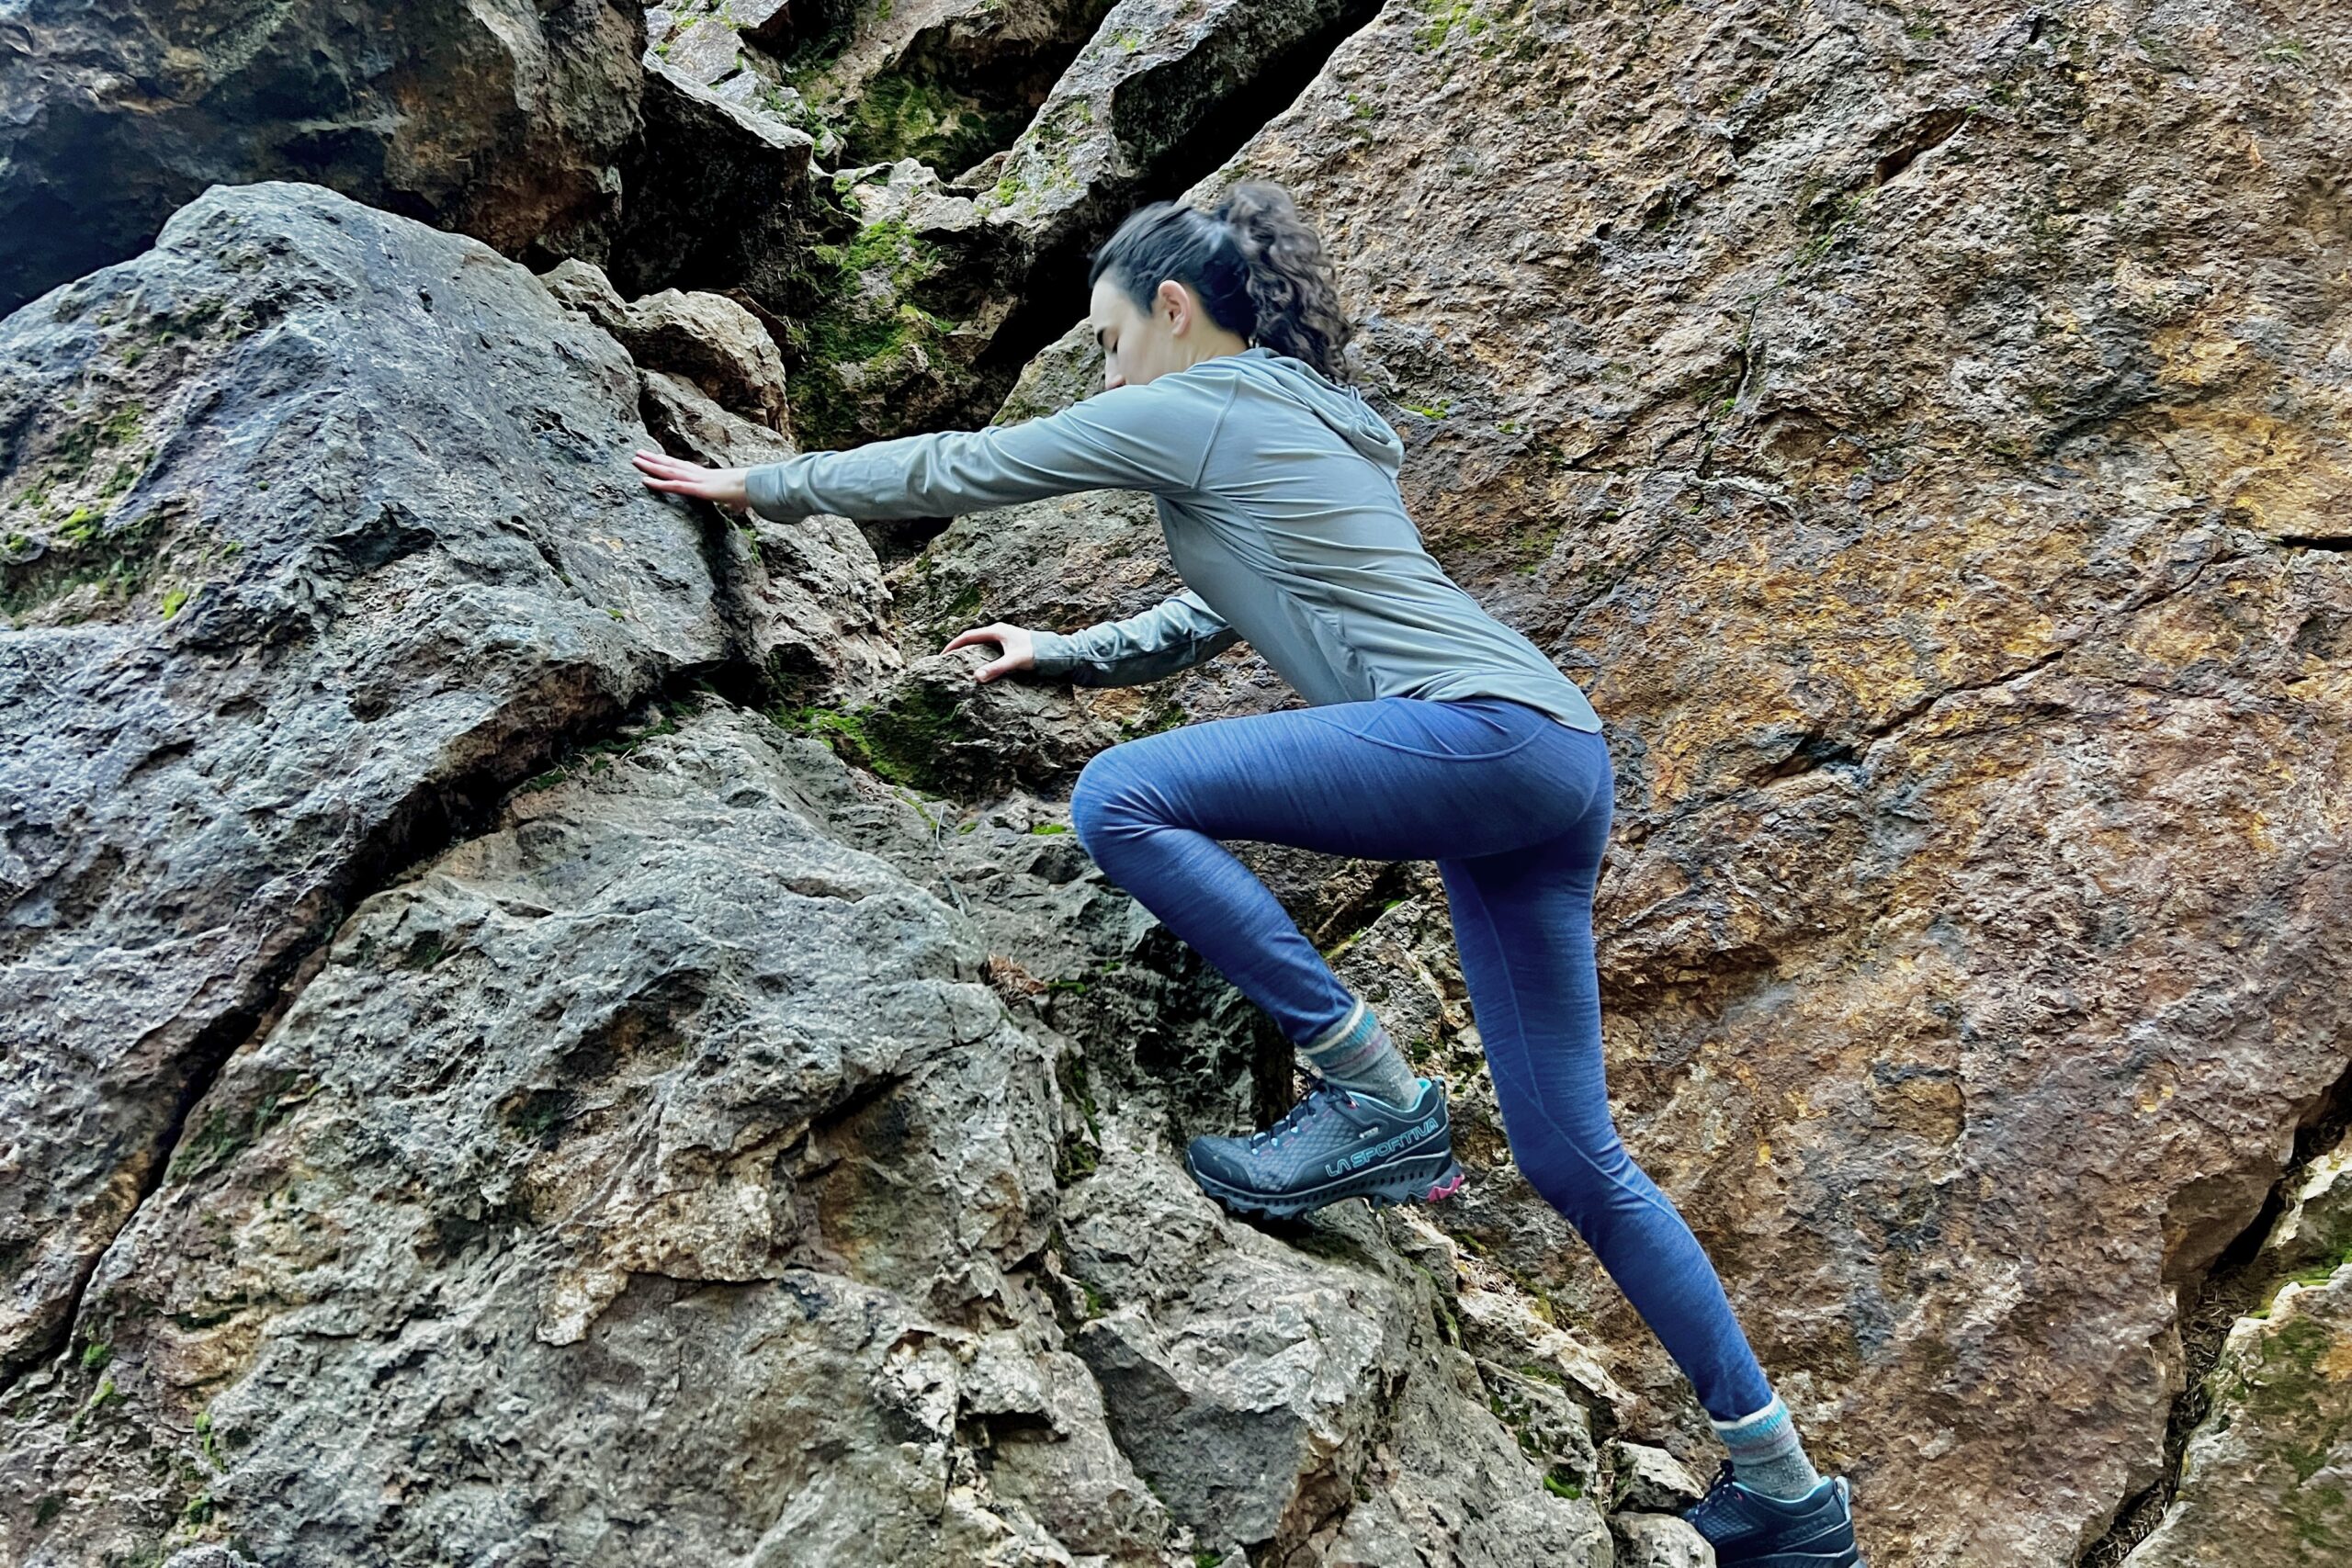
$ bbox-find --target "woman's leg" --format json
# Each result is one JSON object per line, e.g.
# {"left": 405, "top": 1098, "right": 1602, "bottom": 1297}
{"left": 1437, "top": 798, "right": 1781, "bottom": 1426}
{"left": 1065, "top": 695, "right": 1584, "bottom": 1048}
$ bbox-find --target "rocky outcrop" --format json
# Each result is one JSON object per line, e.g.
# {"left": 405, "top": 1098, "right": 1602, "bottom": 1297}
{"left": 899, "top": 3, "right": 2352, "bottom": 1562}
{"left": 0, "top": 2, "right": 648, "bottom": 318}
{"left": 2126, "top": 1268, "right": 2352, "bottom": 1564}
{"left": 2115, "top": 1122, "right": 2352, "bottom": 1566}
{"left": 0, "top": 181, "right": 738, "bottom": 1383}
{"left": 0, "top": 176, "right": 1667, "bottom": 1568}
{"left": 5, "top": 1, "right": 2349, "bottom": 1565}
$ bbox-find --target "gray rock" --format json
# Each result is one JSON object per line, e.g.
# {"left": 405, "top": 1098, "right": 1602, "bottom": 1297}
{"left": 2261, "top": 1138, "right": 2352, "bottom": 1277}
{"left": 0, "top": 1, "right": 647, "bottom": 316}
{"left": 1612, "top": 1440, "right": 1706, "bottom": 1514}
{"left": 0, "top": 180, "right": 731, "bottom": 1380}
{"left": 1611, "top": 1511, "right": 1716, "bottom": 1568}
{"left": 540, "top": 260, "right": 792, "bottom": 432}
{"left": 607, "top": 62, "right": 820, "bottom": 319}
{"left": 2, "top": 705, "right": 1080, "bottom": 1562}
{"left": 2119, "top": 1261, "right": 2352, "bottom": 1568}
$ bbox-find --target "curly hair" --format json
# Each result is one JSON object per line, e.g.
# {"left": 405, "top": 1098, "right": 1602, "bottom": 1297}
{"left": 1085, "top": 179, "right": 1358, "bottom": 384}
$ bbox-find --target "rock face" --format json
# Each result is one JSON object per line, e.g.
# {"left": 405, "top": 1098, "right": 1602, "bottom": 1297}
{"left": 900, "top": 2, "right": 2352, "bottom": 1562}
{"left": 4, "top": 2, "right": 2350, "bottom": 1566}
{"left": 2120, "top": 1269, "right": 2352, "bottom": 1567}
{"left": 0, "top": 2, "right": 648, "bottom": 318}
{"left": 0, "top": 182, "right": 734, "bottom": 1383}
{"left": 2120, "top": 1122, "right": 2352, "bottom": 1566}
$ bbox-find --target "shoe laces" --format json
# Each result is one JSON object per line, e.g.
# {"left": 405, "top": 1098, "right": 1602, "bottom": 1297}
{"left": 1685, "top": 1458, "right": 1743, "bottom": 1532}
{"left": 1248, "top": 1070, "right": 1359, "bottom": 1151}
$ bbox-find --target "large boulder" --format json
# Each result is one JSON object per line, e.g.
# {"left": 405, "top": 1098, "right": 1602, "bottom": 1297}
{"left": 0, "top": 700, "right": 1625, "bottom": 1565}
{"left": 903, "top": 3, "right": 2352, "bottom": 1561}
{"left": 0, "top": 181, "right": 732, "bottom": 1382}
{"left": 0, "top": 2, "right": 648, "bottom": 317}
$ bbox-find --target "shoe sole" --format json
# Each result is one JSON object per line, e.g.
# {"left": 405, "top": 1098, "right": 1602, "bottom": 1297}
{"left": 1715, "top": 1550, "right": 1860, "bottom": 1568}
{"left": 1184, "top": 1146, "right": 1467, "bottom": 1221}
{"left": 1709, "top": 1519, "right": 1861, "bottom": 1568}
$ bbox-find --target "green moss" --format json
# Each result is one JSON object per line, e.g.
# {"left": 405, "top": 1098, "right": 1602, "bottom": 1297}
{"left": 1543, "top": 1467, "right": 1583, "bottom": 1499}
{"left": 159, "top": 585, "right": 187, "bottom": 619}
{"left": 839, "top": 70, "right": 1025, "bottom": 175}
{"left": 1, "top": 509, "right": 168, "bottom": 620}
{"left": 1413, "top": 0, "right": 1489, "bottom": 50}
{"left": 785, "top": 217, "right": 974, "bottom": 449}
{"left": 81, "top": 1337, "right": 112, "bottom": 1371}
{"left": 52, "top": 400, "right": 145, "bottom": 478}
{"left": 164, "top": 1067, "right": 318, "bottom": 1185}
{"left": 768, "top": 682, "right": 977, "bottom": 795}
{"left": 1118, "top": 698, "right": 1187, "bottom": 739}
{"left": 515, "top": 710, "right": 685, "bottom": 795}
{"left": 1028, "top": 821, "right": 1069, "bottom": 835}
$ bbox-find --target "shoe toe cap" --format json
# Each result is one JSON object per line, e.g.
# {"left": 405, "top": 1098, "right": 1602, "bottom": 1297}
{"left": 1186, "top": 1134, "right": 1256, "bottom": 1188}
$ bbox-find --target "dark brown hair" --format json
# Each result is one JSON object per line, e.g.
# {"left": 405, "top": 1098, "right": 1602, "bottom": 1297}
{"left": 1086, "top": 179, "right": 1357, "bottom": 383}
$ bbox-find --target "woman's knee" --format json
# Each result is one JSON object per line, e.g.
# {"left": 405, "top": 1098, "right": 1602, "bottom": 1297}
{"left": 1069, "top": 745, "right": 1146, "bottom": 856}
{"left": 1511, "top": 1131, "right": 1645, "bottom": 1231}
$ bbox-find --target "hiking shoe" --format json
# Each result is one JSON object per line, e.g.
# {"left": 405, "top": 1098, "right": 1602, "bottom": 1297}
{"left": 1183, "top": 1070, "right": 1466, "bottom": 1221}
{"left": 1683, "top": 1459, "right": 1865, "bottom": 1567}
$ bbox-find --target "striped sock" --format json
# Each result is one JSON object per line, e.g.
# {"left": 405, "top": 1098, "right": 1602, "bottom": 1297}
{"left": 1296, "top": 995, "right": 1423, "bottom": 1111}
{"left": 1710, "top": 1393, "right": 1824, "bottom": 1501}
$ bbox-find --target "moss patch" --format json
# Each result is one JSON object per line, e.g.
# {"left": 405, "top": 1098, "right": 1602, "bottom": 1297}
{"left": 783, "top": 214, "right": 975, "bottom": 449}
{"left": 766, "top": 680, "right": 982, "bottom": 795}
{"left": 164, "top": 1067, "right": 322, "bottom": 1186}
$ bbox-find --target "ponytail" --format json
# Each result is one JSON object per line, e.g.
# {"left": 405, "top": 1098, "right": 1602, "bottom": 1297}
{"left": 1086, "top": 179, "right": 1358, "bottom": 384}
{"left": 1211, "top": 181, "right": 1355, "bottom": 384}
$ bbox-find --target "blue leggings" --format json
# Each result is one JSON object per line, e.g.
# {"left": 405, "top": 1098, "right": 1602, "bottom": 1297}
{"left": 1068, "top": 693, "right": 1777, "bottom": 1423}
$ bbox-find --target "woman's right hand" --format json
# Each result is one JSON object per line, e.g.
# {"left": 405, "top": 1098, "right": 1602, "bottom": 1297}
{"left": 943, "top": 623, "right": 1037, "bottom": 683}
{"left": 631, "top": 448, "right": 752, "bottom": 513}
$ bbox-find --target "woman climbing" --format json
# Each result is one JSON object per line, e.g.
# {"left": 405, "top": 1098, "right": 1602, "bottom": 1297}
{"left": 631, "top": 180, "right": 1862, "bottom": 1566}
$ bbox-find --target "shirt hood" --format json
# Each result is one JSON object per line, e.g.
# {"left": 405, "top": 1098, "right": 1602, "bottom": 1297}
{"left": 1217, "top": 344, "right": 1407, "bottom": 477}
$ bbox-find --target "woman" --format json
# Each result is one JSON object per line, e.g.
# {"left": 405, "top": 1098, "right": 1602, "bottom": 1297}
{"left": 633, "top": 180, "right": 1862, "bottom": 1564}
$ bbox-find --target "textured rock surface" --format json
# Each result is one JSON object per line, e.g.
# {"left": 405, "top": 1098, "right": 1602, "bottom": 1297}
{"left": 1612, "top": 1511, "right": 1718, "bottom": 1568}
{"left": 0, "top": 699, "right": 1622, "bottom": 1564}
{"left": 899, "top": 3, "right": 2352, "bottom": 1562}
{"left": 2120, "top": 1262, "right": 2352, "bottom": 1566}
{"left": 0, "top": 1, "right": 647, "bottom": 317}
{"left": 2117, "top": 1120, "right": 2352, "bottom": 1566}
{"left": 0, "top": 183, "right": 732, "bottom": 1381}
{"left": 5, "top": 1, "right": 2349, "bottom": 1564}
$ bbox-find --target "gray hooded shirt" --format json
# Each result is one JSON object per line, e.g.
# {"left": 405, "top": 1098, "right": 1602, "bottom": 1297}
{"left": 743, "top": 344, "right": 1601, "bottom": 731}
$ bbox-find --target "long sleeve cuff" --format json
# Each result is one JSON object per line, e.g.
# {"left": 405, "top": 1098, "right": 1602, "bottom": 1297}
{"left": 1026, "top": 628, "right": 1082, "bottom": 679}
{"left": 745, "top": 457, "right": 814, "bottom": 522}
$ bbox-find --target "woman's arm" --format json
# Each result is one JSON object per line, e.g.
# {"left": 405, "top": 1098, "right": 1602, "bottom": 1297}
{"left": 743, "top": 374, "right": 1238, "bottom": 522}
{"left": 1028, "top": 589, "right": 1243, "bottom": 687}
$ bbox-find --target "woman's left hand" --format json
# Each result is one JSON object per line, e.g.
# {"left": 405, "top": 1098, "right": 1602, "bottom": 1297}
{"left": 632, "top": 449, "right": 751, "bottom": 513}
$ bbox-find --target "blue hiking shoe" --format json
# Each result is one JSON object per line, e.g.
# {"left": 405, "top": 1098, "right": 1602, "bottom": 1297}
{"left": 1683, "top": 1460, "right": 1865, "bottom": 1567}
{"left": 1183, "top": 1070, "right": 1466, "bottom": 1221}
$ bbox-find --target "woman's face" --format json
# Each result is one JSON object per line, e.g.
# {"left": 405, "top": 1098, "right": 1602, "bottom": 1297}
{"left": 1088, "top": 273, "right": 1242, "bottom": 390}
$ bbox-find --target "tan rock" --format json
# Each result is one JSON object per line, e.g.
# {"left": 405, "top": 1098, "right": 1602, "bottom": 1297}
{"left": 900, "top": 4, "right": 2352, "bottom": 1562}
{"left": 2120, "top": 1264, "right": 2352, "bottom": 1566}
